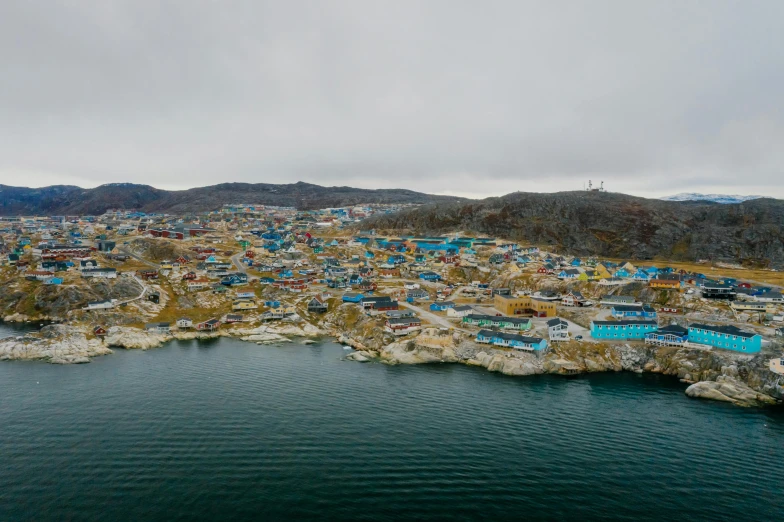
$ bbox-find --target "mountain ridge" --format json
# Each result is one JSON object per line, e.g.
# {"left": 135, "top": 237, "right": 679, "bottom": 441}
{"left": 0, "top": 182, "right": 463, "bottom": 215}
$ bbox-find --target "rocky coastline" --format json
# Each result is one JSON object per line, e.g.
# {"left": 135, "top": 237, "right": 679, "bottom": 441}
{"left": 2, "top": 317, "right": 783, "bottom": 408}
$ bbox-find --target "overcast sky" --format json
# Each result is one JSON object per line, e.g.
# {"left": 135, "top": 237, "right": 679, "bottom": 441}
{"left": 1, "top": 1, "right": 783, "bottom": 199}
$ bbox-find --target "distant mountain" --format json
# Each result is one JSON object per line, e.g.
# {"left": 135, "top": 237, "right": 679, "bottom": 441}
{"left": 361, "top": 191, "right": 784, "bottom": 267}
{"left": 0, "top": 182, "right": 463, "bottom": 216}
{"left": 661, "top": 193, "right": 763, "bottom": 204}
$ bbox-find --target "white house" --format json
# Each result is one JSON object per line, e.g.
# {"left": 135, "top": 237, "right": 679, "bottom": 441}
{"left": 177, "top": 318, "right": 193, "bottom": 329}
{"left": 81, "top": 268, "right": 118, "bottom": 279}
{"left": 547, "top": 318, "right": 570, "bottom": 342}
{"left": 447, "top": 305, "right": 474, "bottom": 318}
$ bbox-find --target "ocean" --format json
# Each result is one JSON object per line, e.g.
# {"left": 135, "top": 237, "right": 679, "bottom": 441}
{"left": 1, "top": 325, "right": 783, "bottom": 521}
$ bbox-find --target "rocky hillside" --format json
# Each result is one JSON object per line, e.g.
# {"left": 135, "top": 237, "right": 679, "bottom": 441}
{"left": 0, "top": 182, "right": 462, "bottom": 215}
{"left": 361, "top": 191, "right": 784, "bottom": 267}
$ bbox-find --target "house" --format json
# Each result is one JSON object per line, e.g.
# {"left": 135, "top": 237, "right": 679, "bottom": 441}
{"left": 87, "top": 300, "right": 114, "bottom": 310}
{"left": 561, "top": 291, "right": 585, "bottom": 307}
{"left": 406, "top": 289, "right": 429, "bottom": 301}
{"left": 429, "top": 301, "right": 455, "bottom": 311}
{"left": 754, "top": 291, "right": 784, "bottom": 304}
{"left": 342, "top": 293, "right": 365, "bottom": 303}
{"left": 187, "top": 278, "right": 210, "bottom": 291}
{"left": 446, "top": 305, "right": 474, "bottom": 318}
{"left": 79, "top": 259, "right": 98, "bottom": 269}
{"left": 223, "top": 314, "right": 244, "bottom": 323}
{"left": 557, "top": 269, "right": 580, "bottom": 280}
{"left": 81, "top": 267, "right": 118, "bottom": 279}
{"left": 307, "top": 296, "right": 329, "bottom": 313}
{"left": 493, "top": 294, "right": 556, "bottom": 318}
{"left": 547, "top": 318, "right": 570, "bottom": 342}
{"left": 701, "top": 282, "right": 736, "bottom": 300}
{"left": 145, "top": 322, "right": 171, "bottom": 333}
{"left": 462, "top": 314, "right": 532, "bottom": 331}
{"left": 475, "top": 329, "right": 548, "bottom": 351}
{"left": 196, "top": 318, "right": 222, "bottom": 331}
{"left": 176, "top": 318, "right": 193, "bottom": 329}
{"left": 688, "top": 324, "right": 762, "bottom": 353}
{"left": 44, "top": 276, "right": 64, "bottom": 285}
{"left": 649, "top": 277, "right": 683, "bottom": 291}
{"left": 600, "top": 295, "right": 636, "bottom": 307}
{"left": 221, "top": 273, "right": 248, "bottom": 286}
{"left": 590, "top": 320, "right": 658, "bottom": 340}
{"left": 610, "top": 304, "right": 657, "bottom": 319}
{"left": 93, "top": 325, "right": 108, "bottom": 337}
{"left": 419, "top": 271, "right": 441, "bottom": 282}
{"left": 644, "top": 324, "right": 688, "bottom": 347}
{"left": 361, "top": 296, "right": 399, "bottom": 312}
{"left": 378, "top": 268, "right": 401, "bottom": 278}
{"left": 232, "top": 300, "right": 258, "bottom": 311}
{"left": 385, "top": 317, "right": 422, "bottom": 335}
{"left": 386, "top": 309, "right": 417, "bottom": 319}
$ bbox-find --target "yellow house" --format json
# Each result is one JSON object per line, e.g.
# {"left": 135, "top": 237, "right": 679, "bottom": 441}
{"left": 233, "top": 300, "right": 258, "bottom": 311}
{"left": 493, "top": 294, "right": 557, "bottom": 317}
{"left": 648, "top": 278, "right": 683, "bottom": 291}
{"left": 595, "top": 263, "right": 613, "bottom": 279}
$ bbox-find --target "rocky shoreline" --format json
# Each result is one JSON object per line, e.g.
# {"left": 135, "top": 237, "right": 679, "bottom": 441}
{"left": 2, "top": 320, "right": 783, "bottom": 408}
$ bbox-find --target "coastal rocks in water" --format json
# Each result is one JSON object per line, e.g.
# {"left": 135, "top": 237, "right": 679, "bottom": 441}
{"left": 104, "top": 326, "right": 168, "bottom": 350}
{"left": 685, "top": 376, "right": 777, "bottom": 407}
{"left": 380, "top": 330, "right": 463, "bottom": 364}
{"left": 0, "top": 324, "right": 111, "bottom": 363}
{"left": 345, "top": 351, "right": 373, "bottom": 362}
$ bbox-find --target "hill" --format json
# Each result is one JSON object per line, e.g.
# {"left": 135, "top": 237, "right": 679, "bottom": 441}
{"left": 360, "top": 191, "right": 784, "bottom": 267}
{"left": 0, "top": 182, "right": 462, "bottom": 216}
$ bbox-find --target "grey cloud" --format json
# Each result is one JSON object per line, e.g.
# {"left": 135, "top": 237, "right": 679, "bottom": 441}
{"left": 1, "top": 0, "right": 783, "bottom": 199}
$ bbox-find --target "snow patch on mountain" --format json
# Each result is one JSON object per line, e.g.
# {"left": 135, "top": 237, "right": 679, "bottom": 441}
{"left": 661, "top": 193, "right": 763, "bottom": 204}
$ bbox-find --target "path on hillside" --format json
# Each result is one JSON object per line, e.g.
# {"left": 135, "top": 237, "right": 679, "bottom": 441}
{"left": 117, "top": 247, "right": 160, "bottom": 269}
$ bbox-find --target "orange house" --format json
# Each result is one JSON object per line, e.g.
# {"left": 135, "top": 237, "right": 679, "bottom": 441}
{"left": 649, "top": 279, "right": 683, "bottom": 291}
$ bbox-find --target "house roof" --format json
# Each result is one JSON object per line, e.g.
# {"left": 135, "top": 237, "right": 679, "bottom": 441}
{"left": 592, "top": 320, "right": 657, "bottom": 326}
{"left": 688, "top": 323, "right": 758, "bottom": 338}
{"left": 547, "top": 318, "right": 568, "bottom": 327}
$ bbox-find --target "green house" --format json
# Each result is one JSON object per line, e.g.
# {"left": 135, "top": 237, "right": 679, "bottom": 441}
{"left": 462, "top": 314, "right": 532, "bottom": 331}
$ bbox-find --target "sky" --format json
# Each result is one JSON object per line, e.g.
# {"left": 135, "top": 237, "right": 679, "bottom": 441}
{"left": 1, "top": 1, "right": 783, "bottom": 199}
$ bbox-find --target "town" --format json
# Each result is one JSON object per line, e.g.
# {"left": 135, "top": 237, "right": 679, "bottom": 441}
{"left": 1, "top": 202, "right": 783, "bottom": 381}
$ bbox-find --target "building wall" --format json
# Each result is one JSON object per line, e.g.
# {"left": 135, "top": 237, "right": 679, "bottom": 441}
{"left": 591, "top": 322, "right": 657, "bottom": 340}
{"left": 687, "top": 327, "right": 761, "bottom": 353}
{"left": 493, "top": 295, "right": 556, "bottom": 317}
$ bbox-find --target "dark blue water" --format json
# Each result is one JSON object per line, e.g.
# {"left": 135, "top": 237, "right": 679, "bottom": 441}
{"left": 1, "top": 328, "right": 783, "bottom": 521}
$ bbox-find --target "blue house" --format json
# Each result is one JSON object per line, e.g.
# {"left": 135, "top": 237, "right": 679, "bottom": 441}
{"left": 221, "top": 273, "right": 248, "bottom": 286}
{"left": 475, "top": 329, "right": 548, "bottom": 351}
{"left": 570, "top": 258, "right": 582, "bottom": 267}
{"left": 591, "top": 320, "right": 658, "bottom": 340}
{"left": 387, "top": 255, "right": 406, "bottom": 265}
{"left": 259, "top": 277, "right": 276, "bottom": 284}
{"left": 611, "top": 304, "right": 657, "bottom": 319}
{"left": 264, "top": 300, "right": 281, "bottom": 308}
{"left": 644, "top": 324, "right": 688, "bottom": 346}
{"left": 614, "top": 268, "right": 631, "bottom": 278}
{"left": 342, "top": 293, "right": 365, "bottom": 303}
{"left": 645, "top": 266, "right": 659, "bottom": 277}
{"left": 365, "top": 251, "right": 375, "bottom": 259}
{"left": 419, "top": 271, "right": 441, "bottom": 281}
{"left": 429, "top": 301, "right": 455, "bottom": 311}
{"left": 558, "top": 269, "right": 580, "bottom": 280}
{"left": 688, "top": 324, "right": 762, "bottom": 353}
{"left": 44, "top": 277, "right": 63, "bottom": 285}
{"left": 632, "top": 269, "right": 650, "bottom": 282}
